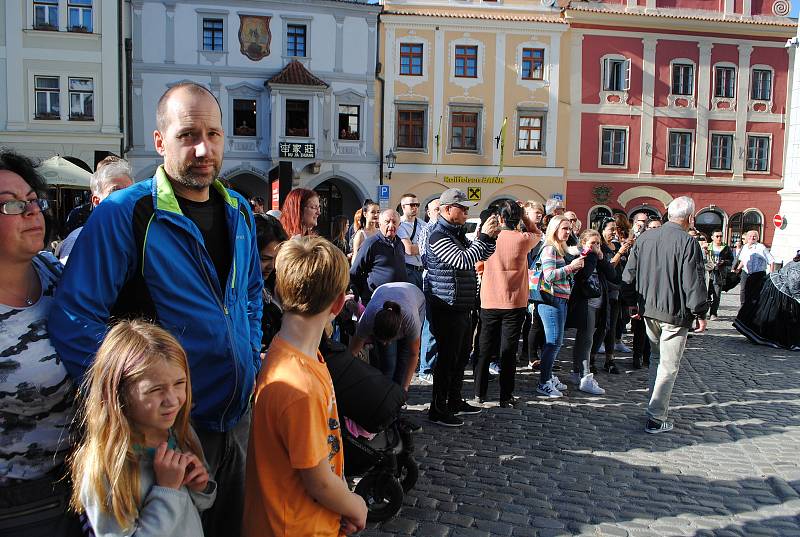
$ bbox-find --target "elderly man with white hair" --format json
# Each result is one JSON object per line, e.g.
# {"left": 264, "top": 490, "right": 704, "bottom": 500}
{"left": 622, "top": 196, "right": 709, "bottom": 434}
{"left": 350, "top": 208, "right": 407, "bottom": 306}
{"left": 57, "top": 157, "right": 133, "bottom": 263}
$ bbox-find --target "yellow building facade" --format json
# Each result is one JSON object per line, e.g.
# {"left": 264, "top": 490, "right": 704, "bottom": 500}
{"left": 379, "top": 1, "right": 570, "bottom": 210}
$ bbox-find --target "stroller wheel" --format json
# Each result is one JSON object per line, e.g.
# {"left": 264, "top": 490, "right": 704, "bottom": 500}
{"left": 354, "top": 472, "right": 404, "bottom": 523}
{"left": 397, "top": 455, "right": 419, "bottom": 493}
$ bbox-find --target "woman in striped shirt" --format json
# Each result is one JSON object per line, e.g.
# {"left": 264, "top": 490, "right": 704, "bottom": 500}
{"left": 536, "top": 215, "right": 585, "bottom": 397}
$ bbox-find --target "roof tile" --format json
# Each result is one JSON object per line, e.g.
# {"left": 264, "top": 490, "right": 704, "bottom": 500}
{"left": 268, "top": 60, "right": 329, "bottom": 87}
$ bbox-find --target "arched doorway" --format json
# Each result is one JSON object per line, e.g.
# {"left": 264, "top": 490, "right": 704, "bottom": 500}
{"left": 227, "top": 172, "right": 268, "bottom": 201}
{"left": 695, "top": 208, "right": 725, "bottom": 241}
{"left": 587, "top": 206, "right": 612, "bottom": 230}
{"left": 627, "top": 204, "right": 661, "bottom": 221}
{"left": 314, "top": 178, "right": 361, "bottom": 239}
{"left": 728, "top": 210, "right": 763, "bottom": 247}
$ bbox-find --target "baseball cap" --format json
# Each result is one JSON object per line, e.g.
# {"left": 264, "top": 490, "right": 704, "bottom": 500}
{"left": 439, "top": 188, "right": 478, "bottom": 207}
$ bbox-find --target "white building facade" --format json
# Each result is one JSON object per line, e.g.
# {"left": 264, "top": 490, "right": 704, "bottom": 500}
{"left": 128, "top": 0, "right": 380, "bottom": 236}
{"left": 0, "top": 0, "right": 125, "bottom": 170}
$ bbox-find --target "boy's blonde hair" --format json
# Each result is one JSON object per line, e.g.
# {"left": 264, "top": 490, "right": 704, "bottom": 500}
{"left": 276, "top": 237, "right": 349, "bottom": 315}
{"left": 70, "top": 320, "right": 199, "bottom": 530}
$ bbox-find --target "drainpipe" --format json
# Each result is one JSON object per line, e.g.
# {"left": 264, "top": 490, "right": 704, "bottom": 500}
{"left": 117, "top": 0, "right": 125, "bottom": 155}
{"left": 376, "top": 11, "right": 385, "bottom": 187}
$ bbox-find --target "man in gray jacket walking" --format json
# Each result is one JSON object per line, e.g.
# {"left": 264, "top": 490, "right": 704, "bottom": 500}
{"left": 622, "top": 196, "right": 708, "bottom": 434}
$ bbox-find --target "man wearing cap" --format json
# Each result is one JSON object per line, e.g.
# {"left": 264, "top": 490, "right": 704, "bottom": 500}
{"left": 425, "top": 188, "right": 499, "bottom": 427}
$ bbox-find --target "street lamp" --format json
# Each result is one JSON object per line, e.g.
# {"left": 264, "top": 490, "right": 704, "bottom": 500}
{"left": 385, "top": 149, "right": 396, "bottom": 181}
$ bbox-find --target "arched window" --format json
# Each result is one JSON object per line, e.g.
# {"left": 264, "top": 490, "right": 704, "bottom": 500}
{"left": 588, "top": 206, "right": 612, "bottom": 230}
{"left": 728, "top": 210, "right": 763, "bottom": 247}
{"left": 695, "top": 208, "right": 725, "bottom": 241}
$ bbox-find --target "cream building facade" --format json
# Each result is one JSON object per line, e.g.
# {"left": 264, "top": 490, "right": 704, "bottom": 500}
{"left": 379, "top": 0, "right": 569, "bottom": 210}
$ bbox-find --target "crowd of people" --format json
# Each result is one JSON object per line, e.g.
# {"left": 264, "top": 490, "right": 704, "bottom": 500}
{"left": 1, "top": 80, "right": 796, "bottom": 537}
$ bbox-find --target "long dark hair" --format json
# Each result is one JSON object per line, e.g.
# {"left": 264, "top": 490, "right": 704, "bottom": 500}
{"left": 256, "top": 213, "right": 288, "bottom": 253}
{"left": 497, "top": 200, "right": 522, "bottom": 230}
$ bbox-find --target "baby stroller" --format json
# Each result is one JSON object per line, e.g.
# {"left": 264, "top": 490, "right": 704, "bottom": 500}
{"left": 321, "top": 336, "right": 419, "bottom": 522}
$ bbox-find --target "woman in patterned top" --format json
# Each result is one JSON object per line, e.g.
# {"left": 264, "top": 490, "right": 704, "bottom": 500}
{"left": 0, "top": 150, "right": 80, "bottom": 536}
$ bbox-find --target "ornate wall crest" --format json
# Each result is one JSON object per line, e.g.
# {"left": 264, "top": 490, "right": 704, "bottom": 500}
{"left": 239, "top": 15, "right": 271, "bottom": 61}
{"left": 592, "top": 184, "right": 612, "bottom": 205}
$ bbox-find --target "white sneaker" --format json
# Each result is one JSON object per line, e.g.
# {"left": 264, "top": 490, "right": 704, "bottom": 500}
{"left": 418, "top": 373, "right": 433, "bottom": 384}
{"left": 551, "top": 375, "right": 567, "bottom": 391}
{"left": 537, "top": 379, "right": 563, "bottom": 398}
{"left": 597, "top": 344, "right": 606, "bottom": 354}
{"left": 579, "top": 373, "right": 606, "bottom": 395}
{"left": 614, "top": 342, "right": 632, "bottom": 353}
{"left": 569, "top": 371, "right": 581, "bottom": 385}
{"left": 489, "top": 362, "right": 501, "bottom": 375}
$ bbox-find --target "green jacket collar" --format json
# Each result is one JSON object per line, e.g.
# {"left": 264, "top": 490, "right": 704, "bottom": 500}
{"left": 155, "top": 165, "right": 238, "bottom": 214}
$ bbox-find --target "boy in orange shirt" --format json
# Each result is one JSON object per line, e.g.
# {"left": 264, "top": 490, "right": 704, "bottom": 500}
{"left": 243, "top": 237, "right": 368, "bottom": 536}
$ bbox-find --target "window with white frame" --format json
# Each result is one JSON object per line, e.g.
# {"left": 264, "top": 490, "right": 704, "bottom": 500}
{"left": 337, "top": 105, "right": 360, "bottom": 140}
{"left": 68, "top": 0, "right": 92, "bottom": 32}
{"left": 202, "top": 18, "right": 224, "bottom": 51}
{"left": 521, "top": 48, "right": 544, "bottom": 80}
{"left": 396, "top": 108, "right": 426, "bottom": 149}
{"left": 517, "top": 114, "right": 544, "bottom": 152}
{"left": 668, "top": 131, "right": 693, "bottom": 169}
{"left": 69, "top": 77, "right": 93, "bottom": 120}
{"left": 751, "top": 69, "right": 772, "bottom": 101}
{"left": 34, "top": 76, "right": 60, "bottom": 119}
{"left": 287, "top": 24, "right": 306, "bottom": 57}
{"left": 233, "top": 99, "right": 257, "bottom": 137}
{"left": 714, "top": 66, "right": 735, "bottom": 98}
{"left": 285, "top": 99, "right": 310, "bottom": 137}
{"left": 399, "top": 43, "right": 423, "bottom": 76}
{"left": 671, "top": 63, "right": 694, "bottom": 96}
{"left": 33, "top": 0, "right": 58, "bottom": 30}
{"left": 602, "top": 58, "right": 630, "bottom": 91}
{"left": 746, "top": 135, "right": 770, "bottom": 172}
{"left": 600, "top": 128, "right": 627, "bottom": 166}
{"left": 709, "top": 134, "right": 733, "bottom": 171}
{"left": 454, "top": 45, "right": 478, "bottom": 78}
{"left": 450, "top": 110, "right": 479, "bottom": 151}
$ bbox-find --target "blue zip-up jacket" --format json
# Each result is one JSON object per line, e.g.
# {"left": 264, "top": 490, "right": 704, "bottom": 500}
{"left": 49, "top": 166, "right": 263, "bottom": 432}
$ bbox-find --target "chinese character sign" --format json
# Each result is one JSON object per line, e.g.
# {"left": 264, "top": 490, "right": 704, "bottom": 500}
{"left": 279, "top": 142, "right": 315, "bottom": 159}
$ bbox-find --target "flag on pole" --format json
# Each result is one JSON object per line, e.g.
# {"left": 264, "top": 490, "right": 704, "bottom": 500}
{"left": 498, "top": 116, "right": 508, "bottom": 174}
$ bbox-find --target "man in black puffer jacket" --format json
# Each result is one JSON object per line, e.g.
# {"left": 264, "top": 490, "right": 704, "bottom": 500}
{"left": 425, "top": 188, "right": 498, "bottom": 427}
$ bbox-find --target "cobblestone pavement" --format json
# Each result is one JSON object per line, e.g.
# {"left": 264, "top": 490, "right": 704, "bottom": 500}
{"left": 360, "top": 291, "right": 800, "bottom": 537}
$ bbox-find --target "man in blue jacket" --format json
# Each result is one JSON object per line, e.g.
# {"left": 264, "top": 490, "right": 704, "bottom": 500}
{"left": 49, "top": 82, "right": 262, "bottom": 537}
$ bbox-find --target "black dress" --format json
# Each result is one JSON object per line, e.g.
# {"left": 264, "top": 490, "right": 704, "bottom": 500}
{"left": 734, "top": 261, "right": 800, "bottom": 351}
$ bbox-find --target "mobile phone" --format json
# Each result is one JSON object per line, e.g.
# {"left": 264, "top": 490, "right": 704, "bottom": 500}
{"left": 580, "top": 246, "right": 592, "bottom": 257}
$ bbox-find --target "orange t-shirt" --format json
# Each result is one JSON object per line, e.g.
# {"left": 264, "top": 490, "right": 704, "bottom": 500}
{"left": 243, "top": 336, "right": 344, "bottom": 537}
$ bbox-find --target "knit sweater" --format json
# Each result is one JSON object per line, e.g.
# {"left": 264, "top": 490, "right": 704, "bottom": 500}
{"left": 480, "top": 229, "right": 537, "bottom": 309}
{"left": 541, "top": 244, "right": 573, "bottom": 299}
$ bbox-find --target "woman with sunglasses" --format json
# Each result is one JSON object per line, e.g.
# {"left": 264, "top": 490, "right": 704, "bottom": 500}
{"left": 0, "top": 150, "right": 81, "bottom": 536}
{"left": 707, "top": 230, "right": 734, "bottom": 320}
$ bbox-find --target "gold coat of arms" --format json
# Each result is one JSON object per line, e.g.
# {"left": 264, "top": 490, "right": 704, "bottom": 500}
{"left": 239, "top": 15, "right": 271, "bottom": 61}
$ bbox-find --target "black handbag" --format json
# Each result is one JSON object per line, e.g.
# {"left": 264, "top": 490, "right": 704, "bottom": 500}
{"left": 722, "top": 270, "right": 741, "bottom": 292}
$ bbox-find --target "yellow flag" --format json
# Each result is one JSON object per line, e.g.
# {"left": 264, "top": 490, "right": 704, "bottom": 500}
{"left": 498, "top": 116, "right": 508, "bottom": 174}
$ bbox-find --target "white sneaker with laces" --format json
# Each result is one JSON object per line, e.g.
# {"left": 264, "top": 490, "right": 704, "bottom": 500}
{"left": 551, "top": 375, "right": 567, "bottom": 391}
{"left": 418, "top": 373, "right": 433, "bottom": 384}
{"left": 597, "top": 344, "right": 606, "bottom": 354}
{"left": 489, "top": 362, "right": 501, "bottom": 375}
{"left": 579, "top": 373, "right": 605, "bottom": 395}
{"left": 536, "top": 379, "right": 563, "bottom": 398}
{"left": 614, "top": 342, "right": 632, "bottom": 353}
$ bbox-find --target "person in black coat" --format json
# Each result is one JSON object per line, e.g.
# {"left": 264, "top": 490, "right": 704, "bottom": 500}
{"left": 707, "top": 229, "right": 734, "bottom": 319}
{"left": 566, "top": 229, "right": 620, "bottom": 394}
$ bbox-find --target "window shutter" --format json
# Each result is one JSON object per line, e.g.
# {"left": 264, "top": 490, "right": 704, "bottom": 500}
{"left": 623, "top": 59, "right": 631, "bottom": 91}
{"left": 603, "top": 58, "right": 611, "bottom": 90}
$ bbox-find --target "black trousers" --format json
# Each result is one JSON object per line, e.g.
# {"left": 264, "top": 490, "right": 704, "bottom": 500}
{"left": 527, "top": 304, "right": 544, "bottom": 361}
{"left": 475, "top": 308, "right": 526, "bottom": 401}
{"left": 708, "top": 280, "right": 723, "bottom": 316}
{"left": 632, "top": 316, "right": 651, "bottom": 362}
{"left": 429, "top": 302, "right": 473, "bottom": 413}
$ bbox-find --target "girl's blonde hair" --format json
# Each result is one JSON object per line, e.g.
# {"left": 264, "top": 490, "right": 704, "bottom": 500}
{"left": 524, "top": 201, "right": 545, "bottom": 214}
{"left": 69, "top": 320, "right": 199, "bottom": 530}
{"left": 579, "top": 229, "right": 601, "bottom": 245}
{"left": 545, "top": 215, "right": 570, "bottom": 256}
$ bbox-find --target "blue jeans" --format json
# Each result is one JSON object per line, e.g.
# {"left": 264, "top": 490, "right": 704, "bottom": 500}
{"left": 418, "top": 298, "right": 437, "bottom": 375}
{"left": 376, "top": 339, "right": 410, "bottom": 385}
{"left": 406, "top": 264, "right": 423, "bottom": 290}
{"left": 537, "top": 297, "right": 568, "bottom": 385}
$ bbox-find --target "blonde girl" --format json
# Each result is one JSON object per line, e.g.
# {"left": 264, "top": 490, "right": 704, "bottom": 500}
{"left": 536, "top": 215, "right": 584, "bottom": 397}
{"left": 70, "top": 320, "right": 215, "bottom": 536}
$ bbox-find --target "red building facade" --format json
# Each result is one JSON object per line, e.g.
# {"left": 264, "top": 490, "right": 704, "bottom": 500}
{"left": 564, "top": 0, "right": 795, "bottom": 245}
